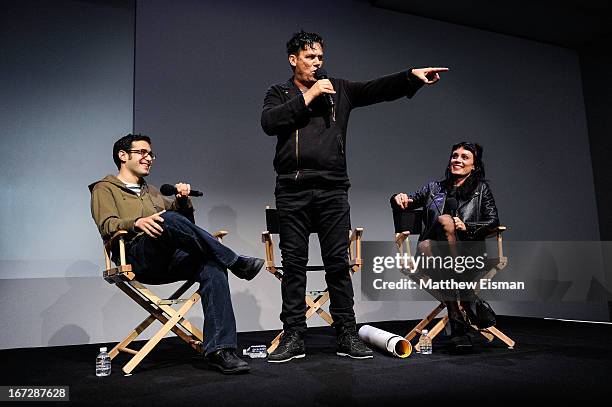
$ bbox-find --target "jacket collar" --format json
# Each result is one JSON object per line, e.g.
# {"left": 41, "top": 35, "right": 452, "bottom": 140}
{"left": 430, "top": 182, "right": 481, "bottom": 214}
{"left": 88, "top": 174, "right": 148, "bottom": 195}
{"left": 281, "top": 77, "right": 302, "bottom": 99}
{"left": 457, "top": 189, "right": 480, "bottom": 210}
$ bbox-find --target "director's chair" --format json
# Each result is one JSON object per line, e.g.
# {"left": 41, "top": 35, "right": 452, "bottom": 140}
{"left": 262, "top": 206, "right": 363, "bottom": 352}
{"left": 102, "top": 229, "right": 228, "bottom": 374}
{"left": 393, "top": 208, "right": 515, "bottom": 350}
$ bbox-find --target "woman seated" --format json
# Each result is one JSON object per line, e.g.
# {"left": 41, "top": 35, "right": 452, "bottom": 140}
{"left": 391, "top": 142, "right": 499, "bottom": 352}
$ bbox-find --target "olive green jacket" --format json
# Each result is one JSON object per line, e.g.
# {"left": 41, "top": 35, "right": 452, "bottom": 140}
{"left": 89, "top": 174, "right": 193, "bottom": 242}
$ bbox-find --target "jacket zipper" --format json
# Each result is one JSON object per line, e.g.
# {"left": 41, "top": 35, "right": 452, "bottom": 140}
{"left": 295, "top": 128, "right": 300, "bottom": 180}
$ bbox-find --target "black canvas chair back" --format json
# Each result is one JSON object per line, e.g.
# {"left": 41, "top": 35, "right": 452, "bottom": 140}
{"left": 392, "top": 208, "right": 423, "bottom": 235}
{"left": 265, "top": 207, "right": 281, "bottom": 234}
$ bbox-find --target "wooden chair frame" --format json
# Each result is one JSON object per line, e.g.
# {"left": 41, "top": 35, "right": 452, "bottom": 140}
{"left": 261, "top": 207, "right": 363, "bottom": 352}
{"left": 102, "top": 229, "right": 228, "bottom": 374}
{"left": 395, "top": 224, "right": 515, "bottom": 350}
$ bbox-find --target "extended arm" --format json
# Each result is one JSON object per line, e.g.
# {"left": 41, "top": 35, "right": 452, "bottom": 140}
{"left": 347, "top": 67, "right": 448, "bottom": 108}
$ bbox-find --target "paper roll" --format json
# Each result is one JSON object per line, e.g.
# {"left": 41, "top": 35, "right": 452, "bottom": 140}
{"left": 358, "top": 325, "right": 412, "bottom": 358}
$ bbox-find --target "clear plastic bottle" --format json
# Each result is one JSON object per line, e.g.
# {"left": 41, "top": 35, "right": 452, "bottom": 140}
{"left": 418, "top": 330, "right": 433, "bottom": 355}
{"left": 242, "top": 345, "right": 268, "bottom": 358}
{"left": 96, "top": 347, "right": 111, "bottom": 377}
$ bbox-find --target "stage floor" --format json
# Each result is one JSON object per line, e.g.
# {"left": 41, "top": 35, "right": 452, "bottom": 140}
{"left": 3, "top": 316, "right": 611, "bottom": 405}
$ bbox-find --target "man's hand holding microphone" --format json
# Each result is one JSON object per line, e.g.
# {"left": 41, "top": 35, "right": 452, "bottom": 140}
{"left": 135, "top": 182, "right": 196, "bottom": 238}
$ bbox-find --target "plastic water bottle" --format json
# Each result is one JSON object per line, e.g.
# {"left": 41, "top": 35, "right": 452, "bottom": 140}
{"left": 96, "top": 347, "right": 111, "bottom": 377}
{"left": 242, "top": 345, "right": 268, "bottom": 358}
{"left": 418, "top": 330, "right": 432, "bottom": 355}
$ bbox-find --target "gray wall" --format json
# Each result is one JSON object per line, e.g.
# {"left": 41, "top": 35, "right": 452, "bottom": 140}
{"left": 0, "top": 0, "right": 135, "bottom": 348}
{"left": 0, "top": 0, "right": 135, "bottom": 275}
{"left": 135, "top": 0, "right": 599, "bottom": 242}
{"left": 0, "top": 0, "right": 607, "bottom": 349}
{"left": 133, "top": 0, "right": 606, "bottom": 335}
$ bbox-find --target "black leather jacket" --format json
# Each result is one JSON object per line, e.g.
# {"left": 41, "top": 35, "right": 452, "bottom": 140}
{"left": 391, "top": 180, "right": 499, "bottom": 241}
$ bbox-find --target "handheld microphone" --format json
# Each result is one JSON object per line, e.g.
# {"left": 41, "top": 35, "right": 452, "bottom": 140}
{"left": 444, "top": 197, "right": 458, "bottom": 217}
{"left": 314, "top": 68, "right": 335, "bottom": 109}
{"left": 160, "top": 184, "right": 204, "bottom": 197}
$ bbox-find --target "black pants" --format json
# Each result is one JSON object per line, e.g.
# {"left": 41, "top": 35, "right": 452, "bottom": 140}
{"left": 275, "top": 186, "right": 355, "bottom": 333}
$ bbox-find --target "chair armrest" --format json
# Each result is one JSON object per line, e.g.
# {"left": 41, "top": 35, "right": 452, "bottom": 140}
{"left": 103, "top": 230, "right": 129, "bottom": 271}
{"left": 486, "top": 225, "right": 508, "bottom": 267}
{"left": 348, "top": 228, "right": 364, "bottom": 271}
{"left": 349, "top": 227, "right": 363, "bottom": 242}
{"left": 261, "top": 231, "right": 281, "bottom": 278}
{"left": 394, "top": 231, "right": 414, "bottom": 271}
{"left": 262, "top": 231, "right": 272, "bottom": 244}
{"left": 104, "top": 230, "right": 129, "bottom": 252}
{"left": 395, "top": 231, "right": 410, "bottom": 247}
{"left": 486, "top": 225, "right": 507, "bottom": 238}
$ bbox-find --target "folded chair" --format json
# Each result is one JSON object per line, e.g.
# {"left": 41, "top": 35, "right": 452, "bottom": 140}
{"left": 102, "top": 229, "right": 228, "bottom": 374}
{"left": 262, "top": 206, "right": 363, "bottom": 352}
{"left": 393, "top": 209, "right": 515, "bottom": 350}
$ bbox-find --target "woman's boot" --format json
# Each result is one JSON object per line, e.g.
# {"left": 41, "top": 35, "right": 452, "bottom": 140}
{"left": 461, "top": 298, "right": 496, "bottom": 329}
{"left": 446, "top": 301, "right": 472, "bottom": 352}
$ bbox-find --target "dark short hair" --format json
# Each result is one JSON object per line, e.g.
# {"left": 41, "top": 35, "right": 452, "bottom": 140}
{"left": 442, "top": 142, "right": 487, "bottom": 194}
{"left": 286, "top": 30, "right": 324, "bottom": 55}
{"left": 112, "top": 133, "right": 151, "bottom": 169}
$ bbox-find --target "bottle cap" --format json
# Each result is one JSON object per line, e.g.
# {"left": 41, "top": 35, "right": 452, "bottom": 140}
{"left": 100, "top": 347, "right": 107, "bottom": 352}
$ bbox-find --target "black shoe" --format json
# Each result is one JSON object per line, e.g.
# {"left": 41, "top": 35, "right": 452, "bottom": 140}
{"left": 229, "top": 256, "right": 265, "bottom": 281}
{"left": 446, "top": 303, "right": 474, "bottom": 353}
{"left": 446, "top": 301, "right": 468, "bottom": 334}
{"left": 268, "top": 330, "right": 306, "bottom": 363}
{"left": 336, "top": 327, "right": 374, "bottom": 359}
{"left": 206, "top": 349, "right": 250, "bottom": 374}
{"left": 450, "top": 334, "right": 473, "bottom": 353}
{"left": 462, "top": 299, "right": 496, "bottom": 329}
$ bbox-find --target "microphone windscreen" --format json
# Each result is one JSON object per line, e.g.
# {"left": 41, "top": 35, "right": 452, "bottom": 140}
{"left": 160, "top": 184, "right": 176, "bottom": 196}
{"left": 314, "top": 68, "right": 328, "bottom": 80}
{"left": 445, "top": 197, "right": 458, "bottom": 215}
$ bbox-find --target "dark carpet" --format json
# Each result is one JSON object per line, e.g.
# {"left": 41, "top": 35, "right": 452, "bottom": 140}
{"left": 3, "top": 316, "right": 611, "bottom": 405}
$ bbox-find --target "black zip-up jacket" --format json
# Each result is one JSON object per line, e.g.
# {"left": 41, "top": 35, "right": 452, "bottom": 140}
{"left": 391, "top": 180, "right": 500, "bottom": 241}
{"left": 261, "top": 71, "right": 424, "bottom": 187}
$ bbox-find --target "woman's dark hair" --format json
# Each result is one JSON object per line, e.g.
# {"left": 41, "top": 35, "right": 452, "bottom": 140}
{"left": 112, "top": 133, "right": 151, "bottom": 169}
{"left": 286, "top": 30, "right": 324, "bottom": 55}
{"left": 442, "top": 142, "right": 486, "bottom": 198}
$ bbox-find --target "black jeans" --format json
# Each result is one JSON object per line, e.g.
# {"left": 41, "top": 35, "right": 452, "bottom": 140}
{"left": 125, "top": 211, "right": 239, "bottom": 355}
{"left": 275, "top": 186, "right": 355, "bottom": 333}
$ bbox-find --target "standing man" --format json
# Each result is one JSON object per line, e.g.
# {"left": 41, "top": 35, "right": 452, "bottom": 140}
{"left": 90, "top": 133, "right": 265, "bottom": 374}
{"left": 261, "top": 31, "right": 447, "bottom": 362}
